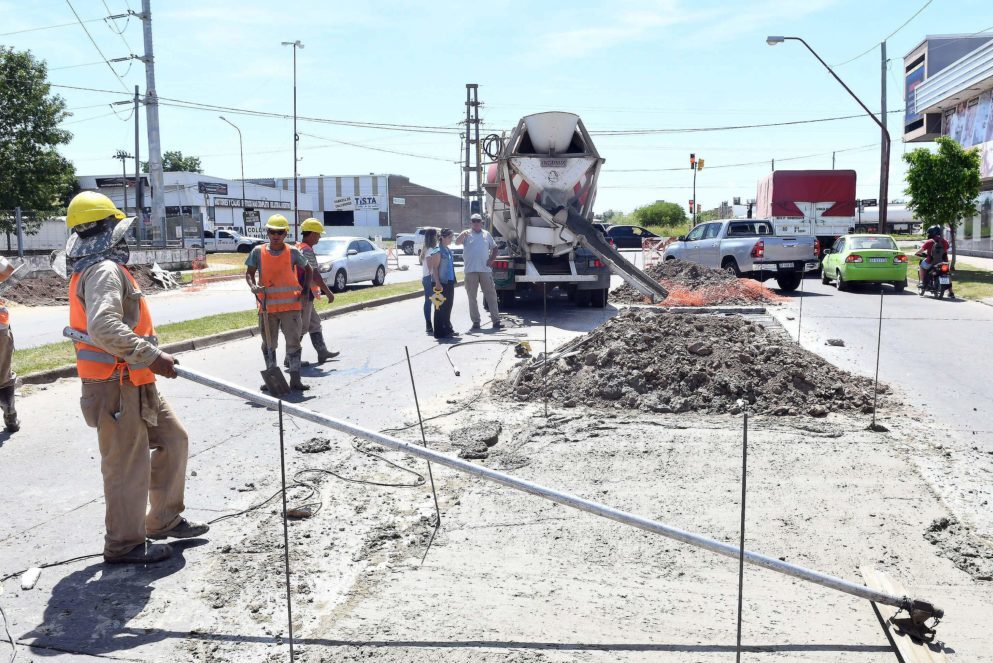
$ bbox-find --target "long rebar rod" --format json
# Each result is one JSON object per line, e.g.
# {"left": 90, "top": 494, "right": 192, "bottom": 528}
{"left": 277, "top": 400, "right": 295, "bottom": 661}
{"left": 542, "top": 283, "right": 549, "bottom": 418}
{"left": 404, "top": 346, "right": 442, "bottom": 565}
{"left": 871, "top": 287, "right": 884, "bottom": 428}
{"left": 735, "top": 413, "right": 748, "bottom": 663}
{"left": 59, "top": 327, "right": 931, "bottom": 615}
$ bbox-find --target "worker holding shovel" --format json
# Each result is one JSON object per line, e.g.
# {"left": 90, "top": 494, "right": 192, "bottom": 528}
{"left": 65, "top": 191, "right": 208, "bottom": 564}
{"left": 245, "top": 215, "right": 312, "bottom": 392}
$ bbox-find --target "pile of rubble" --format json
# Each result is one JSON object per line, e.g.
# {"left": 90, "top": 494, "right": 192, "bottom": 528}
{"left": 613, "top": 259, "right": 782, "bottom": 306}
{"left": 3, "top": 265, "right": 174, "bottom": 307}
{"left": 502, "top": 308, "right": 880, "bottom": 417}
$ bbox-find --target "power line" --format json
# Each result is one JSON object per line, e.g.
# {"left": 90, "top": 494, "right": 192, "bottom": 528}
{"left": 64, "top": 0, "right": 130, "bottom": 92}
{"left": 299, "top": 131, "right": 458, "bottom": 163}
{"left": 0, "top": 17, "right": 104, "bottom": 37}
{"left": 606, "top": 143, "right": 876, "bottom": 173}
{"left": 589, "top": 111, "right": 903, "bottom": 136}
{"left": 833, "top": 0, "right": 934, "bottom": 67}
{"left": 101, "top": 0, "right": 135, "bottom": 52}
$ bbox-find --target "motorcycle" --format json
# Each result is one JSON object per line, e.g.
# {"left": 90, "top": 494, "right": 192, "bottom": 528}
{"left": 919, "top": 261, "right": 953, "bottom": 299}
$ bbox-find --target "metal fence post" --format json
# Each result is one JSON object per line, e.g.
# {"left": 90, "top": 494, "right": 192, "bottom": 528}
{"left": 15, "top": 207, "right": 25, "bottom": 258}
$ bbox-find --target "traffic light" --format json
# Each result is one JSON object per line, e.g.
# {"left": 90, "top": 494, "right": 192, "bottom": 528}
{"left": 688, "top": 199, "right": 694, "bottom": 210}
{"left": 697, "top": 158, "right": 704, "bottom": 170}
{"left": 689, "top": 153, "right": 696, "bottom": 169}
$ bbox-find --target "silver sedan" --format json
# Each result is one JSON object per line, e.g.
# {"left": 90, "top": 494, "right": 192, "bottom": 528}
{"left": 314, "top": 237, "right": 388, "bottom": 292}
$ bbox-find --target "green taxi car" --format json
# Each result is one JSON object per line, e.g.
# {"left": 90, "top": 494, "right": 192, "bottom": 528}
{"left": 821, "top": 234, "right": 909, "bottom": 292}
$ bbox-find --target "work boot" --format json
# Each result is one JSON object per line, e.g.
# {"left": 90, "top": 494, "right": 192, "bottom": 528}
{"left": 148, "top": 518, "right": 210, "bottom": 540}
{"left": 0, "top": 385, "right": 19, "bottom": 433}
{"left": 104, "top": 542, "right": 172, "bottom": 565}
{"left": 310, "top": 332, "right": 340, "bottom": 363}
{"left": 289, "top": 371, "right": 310, "bottom": 391}
{"left": 262, "top": 348, "right": 277, "bottom": 370}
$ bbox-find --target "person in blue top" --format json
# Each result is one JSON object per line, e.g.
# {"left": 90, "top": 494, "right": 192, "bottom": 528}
{"left": 429, "top": 228, "right": 458, "bottom": 339}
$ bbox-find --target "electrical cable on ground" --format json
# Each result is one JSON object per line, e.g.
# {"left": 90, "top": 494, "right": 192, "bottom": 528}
{"left": 1, "top": 600, "right": 17, "bottom": 663}
{"left": 404, "top": 346, "right": 443, "bottom": 565}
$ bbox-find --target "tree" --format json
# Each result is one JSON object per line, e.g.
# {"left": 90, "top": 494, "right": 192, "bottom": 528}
{"left": 0, "top": 47, "right": 76, "bottom": 218}
{"left": 141, "top": 150, "right": 203, "bottom": 173}
{"left": 632, "top": 201, "right": 687, "bottom": 228}
{"left": 600, "top": 209, "right": 619, "bottom": 222}
{"left": 904, "top": 136, "right": 981, "bottom": 268}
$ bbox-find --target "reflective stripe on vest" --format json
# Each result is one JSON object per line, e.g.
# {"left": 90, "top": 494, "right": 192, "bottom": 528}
{"left": 69, "top": 267, "right": 157, "bottom": 386}
{"left": 258, "top": 246, "right": 302, "bottom": 313}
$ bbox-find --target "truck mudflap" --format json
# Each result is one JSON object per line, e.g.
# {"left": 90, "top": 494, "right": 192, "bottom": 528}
{"left": 534, "top": 205, "right": 669, "bottom": 302}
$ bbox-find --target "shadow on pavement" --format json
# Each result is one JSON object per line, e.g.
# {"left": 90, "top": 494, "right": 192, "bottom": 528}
{"left": 22, "top": 539, "right": 207, "bottom": 658}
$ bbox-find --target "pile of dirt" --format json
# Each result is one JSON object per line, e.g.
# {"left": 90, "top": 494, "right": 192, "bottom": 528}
{"left": 500, "top": 308, "right": 881, "bottom": 416}
{"left": 3, "top": 264, "right": 172, "bottom": 307}
{"left": 613, "top": 259, "right": 783, "bottom": 306}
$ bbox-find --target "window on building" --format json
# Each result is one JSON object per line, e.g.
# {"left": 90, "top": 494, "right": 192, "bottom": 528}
{"left": 324, "top": 210, "right": 354, "bottom": 226}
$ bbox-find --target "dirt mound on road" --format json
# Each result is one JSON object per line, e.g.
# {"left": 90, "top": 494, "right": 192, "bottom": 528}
{"left": 501, "top": 308, "right": 880, "bottom": 416}
{"left": 3, "top": 265, "right": 171, "bottom": 307}
{"left": 613, "top": 259, "right": 782, "bottom": 306}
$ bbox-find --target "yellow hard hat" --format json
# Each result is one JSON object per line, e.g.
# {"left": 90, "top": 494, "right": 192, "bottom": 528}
{"left": 67, "top": 191, "right": 125, "bottom": 230}
{"left": 300, "top": 218, "right": 324, "bottom": 234}
{"left": 265, "top": 214, "right": 290, "bottom": 231}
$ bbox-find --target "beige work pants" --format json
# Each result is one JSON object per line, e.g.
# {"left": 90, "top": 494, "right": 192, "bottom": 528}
{"left": 0, "top": 327, "right": 14, "bottom": 389}
{"left": 300, "top": 297, "right": 322, "bottom": 335}
{"left": 80, "top": 380, "right": 188, "bottom": 558}
{"left": 259, "top": 309, "right": 302, "bottom": 371}
{"left": 464, "top": 271, "right": 500, "bottom": 325}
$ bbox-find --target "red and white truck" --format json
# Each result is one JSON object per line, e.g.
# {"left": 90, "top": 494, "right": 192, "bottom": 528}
{"left": 756, "top": 170, "right": 857, "bottom": 255}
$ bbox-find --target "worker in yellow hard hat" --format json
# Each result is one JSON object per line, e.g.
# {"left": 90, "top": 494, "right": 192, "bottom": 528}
{"left": 296, "top": 218, "right": 340, "bottom": 364}
{"left": 64, "top": 190, "right": 208, "bottom": 564}
{"left": 0, "top": 254, "right": 22, "bottom": 432}
{"left": 244, "top": 214, "right": 312, "bottom": 391}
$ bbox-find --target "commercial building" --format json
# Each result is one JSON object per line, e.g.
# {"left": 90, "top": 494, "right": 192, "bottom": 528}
{"left": 78, "top": 172, "right": 465, "bottom": 242}
{"left": 905, "top": 33, "right": 993, "bottom": 256}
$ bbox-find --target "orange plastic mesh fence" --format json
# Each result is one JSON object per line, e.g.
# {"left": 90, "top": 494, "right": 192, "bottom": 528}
{"left": 637, "top": 278, "right": 785, "bottom": 307}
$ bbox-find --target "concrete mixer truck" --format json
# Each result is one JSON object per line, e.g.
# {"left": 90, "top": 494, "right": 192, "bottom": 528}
{"left": 483, "top": 112, "right": 668, "bottom": 307}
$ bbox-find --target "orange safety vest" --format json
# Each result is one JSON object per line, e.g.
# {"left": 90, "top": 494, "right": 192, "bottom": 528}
{"left": 69, "top": 266, "right": 157, "bottom": 386}
{"left": 258, "top": 246, "right": 302, "bottom": 312}
{"left": 0, "top": 305, "right": 8, "bottom": 331}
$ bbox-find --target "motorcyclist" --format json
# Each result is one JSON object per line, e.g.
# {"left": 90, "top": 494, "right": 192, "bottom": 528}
{"left": 915, "top": 225, "right": 954, "bottom": 297}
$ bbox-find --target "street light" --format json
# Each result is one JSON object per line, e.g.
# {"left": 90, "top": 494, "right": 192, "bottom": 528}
{"left": 766, "top": 35, "right": 889, "bottom": 233}
{"left": 281, "top": 39, "right": 304, "bottom": 241}
{"left": 219, "top": 115, "right": 246, "bottom": 227}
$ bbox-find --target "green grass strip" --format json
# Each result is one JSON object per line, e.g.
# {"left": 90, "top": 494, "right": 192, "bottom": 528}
{"left": 15, "top": 277, "right": 428, "bottom": 378}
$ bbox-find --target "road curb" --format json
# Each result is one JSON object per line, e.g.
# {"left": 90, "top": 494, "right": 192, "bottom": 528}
{"left": 19, "top": 288, "right": 425, "bottom": 387}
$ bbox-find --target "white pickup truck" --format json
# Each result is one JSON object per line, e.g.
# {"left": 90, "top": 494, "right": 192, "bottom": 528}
{"left": 197, "top": 228, "right": 264, "bottom": 253}
{"left": 663, "top": 219, "right": 819, "bottom": 291}
{"left": 395, "top": 226, "right": 462, "bottom": 263}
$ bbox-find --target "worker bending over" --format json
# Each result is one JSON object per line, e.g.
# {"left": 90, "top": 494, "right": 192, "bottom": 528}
{"left": 66, "top": 191, "right": 208, "bottom": 564}
{"left": 245, "top": 215, "right": 312, "bottom": 391}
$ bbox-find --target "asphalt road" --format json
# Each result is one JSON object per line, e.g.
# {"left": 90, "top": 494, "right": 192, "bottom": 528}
{"left": 769, "top": 274, "right": 993, "bottom": 452}
{"left": 9, "top": 254, "right": 428, "bottom": 349}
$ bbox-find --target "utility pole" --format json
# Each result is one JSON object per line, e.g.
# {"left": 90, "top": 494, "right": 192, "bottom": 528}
{"left": 113, "top": 150, "right": 133, "bottom": 213}
{"left": 139, "top": 0, "right": 166, "bottom": 245}
{"left": 879, "top": 40, "right": 888, "bottom": 234}
{"left": 281, "top": 40, "right": 304, "bottom": 241}
{"left": 464, "top": 83, "right": 481, "bottom": 227}
{"left": 832, "top": 151, "right": 836, "bottom": 169}
{"left": 133, "top": 85, "right": 143, "bottom": 240}
{"left": 771, "top": 158, "right": 775, "bottom": 172}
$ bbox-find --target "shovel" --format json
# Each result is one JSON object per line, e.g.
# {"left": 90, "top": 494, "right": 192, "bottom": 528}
{"left": 257, "top": 290, "right": 291, "bottom": 397}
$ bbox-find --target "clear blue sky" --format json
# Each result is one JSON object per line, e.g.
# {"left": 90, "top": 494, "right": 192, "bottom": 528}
{"left": 2, "top": 0, "right": 990, "bottom": 214}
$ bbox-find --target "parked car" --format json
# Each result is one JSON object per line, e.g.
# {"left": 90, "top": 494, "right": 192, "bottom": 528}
{"left": 396, "top": 227, "right": 432, "bottom": 255}
{"left": 313, "top": 237, "right": 388, "bottom": 292}
{"left": 820, "top": 234, "right": 908, "bottom": 292}
{"left": 197, "top": 228, "right": 264, "bottom": 253}
{"left": 663, "top": 219, "right": 819, "bottom": 291}
{"left": 604, "top": 224, "right": 660, "bottom": 248}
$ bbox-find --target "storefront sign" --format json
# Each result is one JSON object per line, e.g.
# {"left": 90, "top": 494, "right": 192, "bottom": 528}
{"left": 215, "top": 197, "right": 287, "bottom": 209}
{"left": 243, "top": 210, "right": 261, "bottom": 226}
{"left": 198, "top": 181, "right": 229, "bottom": 195}
{"left": 392, "top": 197, "right": 405, "bottom": 205}
{"left": 332, "top": 195, "right": 381, "bottom": 211}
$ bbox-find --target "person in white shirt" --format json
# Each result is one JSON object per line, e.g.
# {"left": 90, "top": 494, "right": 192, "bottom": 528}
{"left": 455, "top": 214, "right": 501, "bottom": 330}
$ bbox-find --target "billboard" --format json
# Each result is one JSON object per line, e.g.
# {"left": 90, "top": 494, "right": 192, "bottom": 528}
{"left": 905, "top": 65, "right": 926, "bottom": 127}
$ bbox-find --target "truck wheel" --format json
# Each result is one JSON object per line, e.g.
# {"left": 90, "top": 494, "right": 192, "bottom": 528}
{"left": 775, "top": 273, "right": 803, "bottom": 292}
{"left": 237, "top": 244, "right": 251, "bottom": 253}
{"left": 402, "top": 242, "right": 415, "bottom": 255}
{"left": 590, "top": 288, "right": 609, "bottom": 308}
{"left": 721, "top": 258, "right": 741, "bottom": 277}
